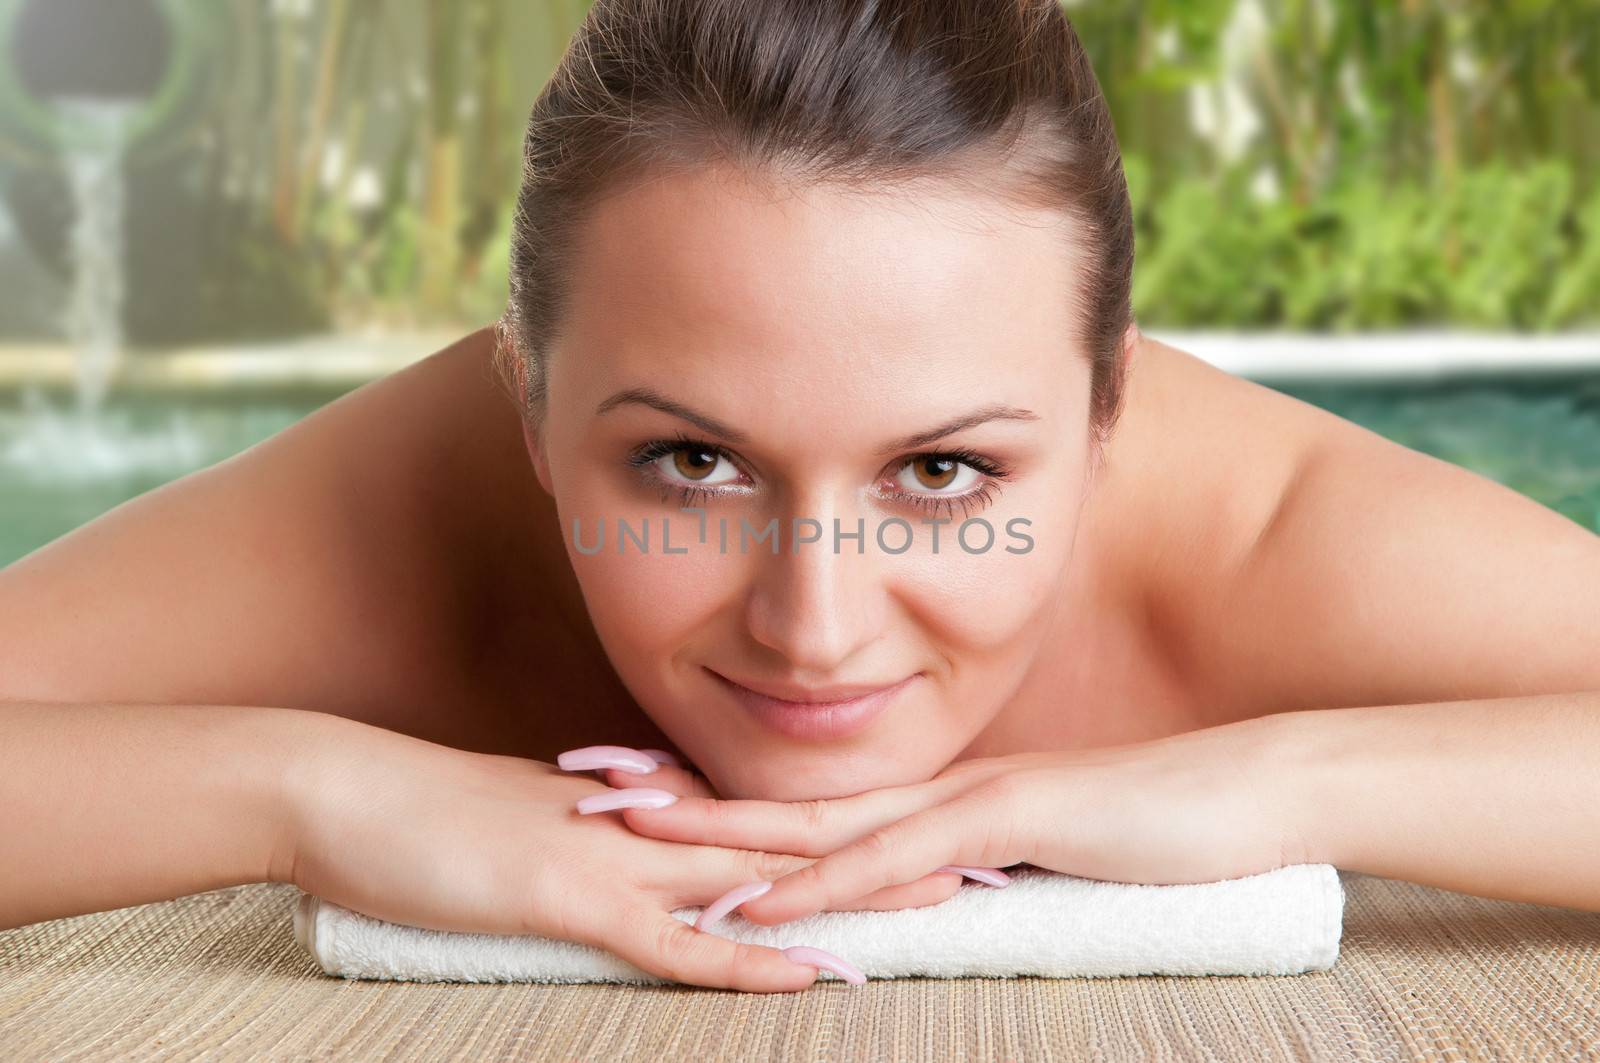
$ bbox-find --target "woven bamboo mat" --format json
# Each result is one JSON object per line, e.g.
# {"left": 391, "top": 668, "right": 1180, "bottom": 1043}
{"left": 2, "top": 871, "right": 1598, "bottom": 1061}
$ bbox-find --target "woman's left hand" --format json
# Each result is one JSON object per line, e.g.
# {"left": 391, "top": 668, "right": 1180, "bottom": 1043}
{"left": 600, "top": 717, "right": 1312, "bottom": 925}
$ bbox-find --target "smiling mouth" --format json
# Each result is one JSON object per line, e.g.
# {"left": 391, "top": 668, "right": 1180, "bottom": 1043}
{"left": 706, "top": 668, "right": 918, "bottom": 741}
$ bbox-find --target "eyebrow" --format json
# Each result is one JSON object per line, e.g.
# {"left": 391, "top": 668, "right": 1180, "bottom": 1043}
{"left": 595, "top": 386, "right": 1040, "bottom": 453}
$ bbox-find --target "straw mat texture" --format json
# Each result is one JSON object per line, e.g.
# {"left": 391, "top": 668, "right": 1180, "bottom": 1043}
{"left": 3, "top": 872, "right": 1598, "bottom": 1061}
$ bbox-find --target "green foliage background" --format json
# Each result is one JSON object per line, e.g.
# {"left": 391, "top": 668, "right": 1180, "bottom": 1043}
{"left": 1083, "top": 1, "right": 1600, "bottom": 331}
{"left": 1, "top": 0, "right": 1595, "bottom": 340}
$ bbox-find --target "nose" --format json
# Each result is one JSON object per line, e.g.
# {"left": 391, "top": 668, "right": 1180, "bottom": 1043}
{"left": 743, "top": 511, "right": 887, "bottom": 675}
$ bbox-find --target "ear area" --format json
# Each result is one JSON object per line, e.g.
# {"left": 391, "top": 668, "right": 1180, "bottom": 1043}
{"left": 1121, "top": 319, "right": 1141, "bottom": 363}
{"left": 499, "top": 325, "right": 555, "bottom": 497}
{"left": 1112, "top": 318, "right": 1142, "bottom": 400}
{"left": 494, "top": 319, "right": 531, "bottom": 410}
{"left": 522, "top": 415, "right": 554, "bottom": 497}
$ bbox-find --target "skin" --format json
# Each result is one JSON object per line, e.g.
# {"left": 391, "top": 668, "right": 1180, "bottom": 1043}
{"left": 526, "top": 163, "right": 1104, "bottom": 802}
{"left": 4, "top": 160, "right": 1600, "bottom": 992}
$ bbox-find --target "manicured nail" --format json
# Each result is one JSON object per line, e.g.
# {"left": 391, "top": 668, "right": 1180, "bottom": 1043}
{"left": 638, "top": 748, "right": 682, "bottom": 767}
{"left": 575, "top": 788, "right": 679, "bottom": 814}
{"left": 782, "top": 945, "right": 866, "bottom": 986}
{"left": 557, "top": 745, "right": 659, "bottom": 774}
{"left": 936, "top": 865, "right": 1011, "bottom": 887}
{"left": 695, "top": 880, "right": 772, "bottom": 932}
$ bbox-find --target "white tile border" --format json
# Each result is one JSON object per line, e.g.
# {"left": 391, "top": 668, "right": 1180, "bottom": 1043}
{"left": 1148, "top": 330, "right": 1600, "bottom": 381}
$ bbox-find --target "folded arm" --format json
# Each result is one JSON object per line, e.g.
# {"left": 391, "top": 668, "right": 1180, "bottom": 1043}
{"left": 1187, "top": 418, "right": 1600, "bottom": 909}
{"left": 603, "top": 697, "right": 1600, "bottom": 924}
{"left": 0, "top": 700, "right": 315, "bottom": 930}
{"left": 1278, "top": 691, "right": 1600, "bottom": 911}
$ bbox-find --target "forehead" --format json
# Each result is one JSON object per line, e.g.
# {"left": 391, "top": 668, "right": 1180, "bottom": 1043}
{"left": 557, "top": 161, "right": 1086, "bottom": 398}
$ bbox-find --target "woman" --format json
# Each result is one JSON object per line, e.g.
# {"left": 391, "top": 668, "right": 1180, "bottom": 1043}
{"left": 3, "top": 0, "right": 1598, "bottom": 994}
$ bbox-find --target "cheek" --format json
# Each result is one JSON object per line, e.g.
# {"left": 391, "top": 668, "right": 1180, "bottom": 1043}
{"left": 547, "top": 437, "right": 731, "bottom": 655}
{"left": 887, "top": 465, "right": 1081, "bottom": 657}
{"left": 565, "top": 512, "right": 737, "bottom": 655}
{"left": 893, "top": 531, "right": 1066, "bottom": 651}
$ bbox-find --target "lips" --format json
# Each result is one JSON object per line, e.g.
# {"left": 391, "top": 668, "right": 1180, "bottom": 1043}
{"left": 708, "top": 668, "right": 917, "bottom": 741}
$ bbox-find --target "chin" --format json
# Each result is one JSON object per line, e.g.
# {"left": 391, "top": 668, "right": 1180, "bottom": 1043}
{"left": 700, "top": 746, "right": 942, "bottom": 802}
{"left": 714, "top": 773, "right": 863, "bottom": 803}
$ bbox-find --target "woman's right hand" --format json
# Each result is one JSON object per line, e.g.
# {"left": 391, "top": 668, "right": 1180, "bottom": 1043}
{"left": 283, "top": 720, "right": 959, "bottom": 992}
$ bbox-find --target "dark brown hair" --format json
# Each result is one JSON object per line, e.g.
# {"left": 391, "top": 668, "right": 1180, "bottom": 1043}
{"left": 494, "top": 0, "right": 1135, "bottom": 448}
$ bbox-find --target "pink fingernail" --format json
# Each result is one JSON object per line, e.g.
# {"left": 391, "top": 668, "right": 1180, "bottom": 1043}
{"left": 695, "top": 880, "right": 772, "bottom": 931}
{"left": 638, "top": 748, "right": 682, "bottom": 767}
{"left": 936, "top": 865, "right": 1011, "bottom": 887}
{"left": 782, "top": 945, "right": 867, "bottom": 986}
{"left": 575, "top": 787, "right": 678, "bottom": 814}
{"left": 557, "top": 745, "right": 659, "bottom": 775}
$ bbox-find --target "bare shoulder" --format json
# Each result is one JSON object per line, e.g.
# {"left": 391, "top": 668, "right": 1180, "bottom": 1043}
{"left": 0, "top": 328, "right": 551, "bottom": 740}
{"left": 1088, "top": 335, "right": 1331, "bottom": 604}
{"left": 1107, "top": 337, "right": 1600, "bottom": 721}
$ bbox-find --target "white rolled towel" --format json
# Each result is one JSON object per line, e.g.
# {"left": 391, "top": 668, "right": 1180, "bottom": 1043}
{"left": 292, "top": 863, "right": 1345, "bottom": 984}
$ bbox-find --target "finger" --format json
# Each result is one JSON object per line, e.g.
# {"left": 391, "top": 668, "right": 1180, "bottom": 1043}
{"left": 603, "top": 762, "right": 717, "bottom": 798}
{"left": 649, "top": 841, "right": 815, "bottom": 908}
{"left": 643, "top": 839, "right": 965, "bottom": 914}
{"left": 617, "top": 775, "right": 970, "bottom": 856}
{"left": 637, "top": 748, "right": 685, "bottom": 768}
{"left": 827, "top": 871, "right": 965, "bottom": 912}
{"left": 654, "top": 852, "right": 956, "bottom": 924}
{"left": 600, "top": 905, "right": 821, "bottom": 992}
{"left": 691, "top": 854, "right": 967, "bottom": 911}
{"left": 555, "top": 745, "right": 662, "bottom": 774}
{"left": 739, "top": 784, "right": 1026, "bottom": 925}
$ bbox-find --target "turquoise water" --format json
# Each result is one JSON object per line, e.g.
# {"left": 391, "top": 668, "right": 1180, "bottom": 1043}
{"left": 2, "top": 376, "right": 1598, "bottom": 569}
{"left": 0, "top": 388, "right": 336, "bottom": 569}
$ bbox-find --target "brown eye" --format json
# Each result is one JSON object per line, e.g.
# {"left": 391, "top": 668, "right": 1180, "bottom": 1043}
{"left": 893, "top": 454, "right": 980, "bottom": 497}
{"left": 673, "top": 446, "right": 721, "bottom": 481}
{"left": 638, "top": 439, "right": 742, "bottom": 493}
{"left": 911, "top": 456, "right": 958, "bottom": 490}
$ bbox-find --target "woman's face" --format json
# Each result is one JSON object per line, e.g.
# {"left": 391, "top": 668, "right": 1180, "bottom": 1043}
{"left": 525, "top": 162, "right": 1101, "bottom": 801}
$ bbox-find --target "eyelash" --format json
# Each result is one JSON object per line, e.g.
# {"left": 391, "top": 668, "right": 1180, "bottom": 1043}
{"left": 624, "top": 430, "right": 1012, "bottom": 519}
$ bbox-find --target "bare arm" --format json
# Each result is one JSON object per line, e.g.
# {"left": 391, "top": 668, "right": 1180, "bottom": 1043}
{"left": 1164, "top": 390, "right": 1600, "bottom": 909}
{"left": 0, "top": 700, "right": 325, "bottom": 929}
{"left": 1277, "top": 691, "right": 1600, "bottom": 911}
{"left": 0, "top": 698, "right": 869, "bottom": 993}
